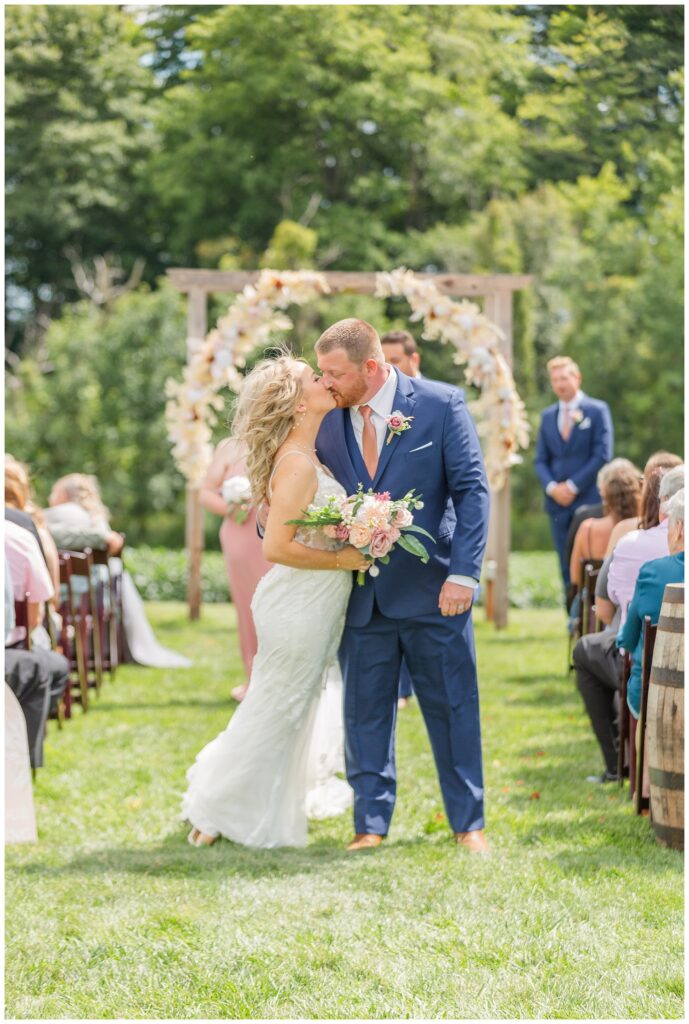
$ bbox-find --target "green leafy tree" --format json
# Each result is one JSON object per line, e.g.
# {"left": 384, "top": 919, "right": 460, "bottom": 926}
{"left": 5, "top": 283, "right": 189, "bottom": 545}
{"left": 518, "top": 5, "right": 683, "bottom": 189}
{"left": 5, "top": 5, "right": 160, "bottom": 348}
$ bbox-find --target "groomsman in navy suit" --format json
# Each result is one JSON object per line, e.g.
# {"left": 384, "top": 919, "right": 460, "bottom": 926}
{"left": 316, "top": 319, "right": 490, "bottom": 854}
{"left": 535, "top": 356, "right": 614, "bottom": 593}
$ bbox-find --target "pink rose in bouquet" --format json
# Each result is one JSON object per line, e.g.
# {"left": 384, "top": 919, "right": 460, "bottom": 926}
{"left": 286, "top": 484, "right": 433, "bottom": 585}
{"left": 369, "top": 527, "right": 400, "bottom": 558}
{"left": 393, "top": 507, "right": 413, "bottom": 528}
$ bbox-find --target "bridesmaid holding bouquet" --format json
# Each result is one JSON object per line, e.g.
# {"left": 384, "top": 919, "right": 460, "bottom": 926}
{"left": 200, "top": 438, "right": 271, "bottom": 701}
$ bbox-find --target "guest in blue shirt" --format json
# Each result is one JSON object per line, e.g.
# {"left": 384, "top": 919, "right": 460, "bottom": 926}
{"left": 616, "top": 488, "right": 685, "bottom": 719}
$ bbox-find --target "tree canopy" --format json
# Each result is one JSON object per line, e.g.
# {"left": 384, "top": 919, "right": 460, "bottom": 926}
{"left": 5, "top": 4, "right": 683, "bottom": 547}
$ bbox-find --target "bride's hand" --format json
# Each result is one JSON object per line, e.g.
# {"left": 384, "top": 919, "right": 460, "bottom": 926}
{"left": 337, "top": 546, "right": 371, "bottom": 571}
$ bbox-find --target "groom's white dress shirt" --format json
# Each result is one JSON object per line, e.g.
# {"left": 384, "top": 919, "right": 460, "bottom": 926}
{"left": 350, "top": 367, "right": 478, "bottom": 591}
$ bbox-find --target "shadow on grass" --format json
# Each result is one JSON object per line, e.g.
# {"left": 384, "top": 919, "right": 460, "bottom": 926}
{"left": 90, "top": 699, "right": 236, "bottom": 713}
{"left": 502, "top": 688, "right": 578, "bottom": 708}
{"left": 476, "top": 634, "right": 565, "bottom": 645}
{"left": 14, "top": 829, "right": 463, "bottom": 881}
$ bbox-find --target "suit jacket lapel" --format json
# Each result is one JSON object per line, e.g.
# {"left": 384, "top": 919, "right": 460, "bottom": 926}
{"left": 343, "top": 408, "right": 373, "bottom": 488}
{"left": 372, "top": 374, "right": 417, "bottom": 489}
{"left": 323, "top": 408, "right": 360, "bottom": 493}
{"left": 549, "top": 405, "right": 566, "bottom": 452}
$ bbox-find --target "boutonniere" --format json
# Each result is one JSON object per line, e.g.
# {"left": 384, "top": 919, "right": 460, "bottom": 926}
{"left": 570, "top": 409, "right": 584, "bottom": 425}
{"left": 384, "top": 410, "right": 414, "bottom": 445}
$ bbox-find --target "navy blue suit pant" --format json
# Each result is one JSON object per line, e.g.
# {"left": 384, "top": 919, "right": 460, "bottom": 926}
{"left": 339, "top": 602, "right": 484, "bottom": 836}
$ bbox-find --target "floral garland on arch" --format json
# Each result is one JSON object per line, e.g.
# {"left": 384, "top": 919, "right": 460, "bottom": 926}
{"left": 165, "top": 271, "right": 331, "bottom": 486}
{"left": 374, "top": 268, "right": 530, "bottom": 489}
{"left": 165, "top": 267, "right": 529, "bottom": 489}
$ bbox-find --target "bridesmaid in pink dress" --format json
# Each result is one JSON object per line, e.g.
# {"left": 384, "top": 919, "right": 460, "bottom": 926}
{"left": 200, "top": 438, "right": 271, "bottom": 702}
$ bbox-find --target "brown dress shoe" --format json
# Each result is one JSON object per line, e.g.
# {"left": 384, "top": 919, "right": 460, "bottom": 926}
{"left": 454, "top": 829, "right": 490, "bottom": 854}
{"left": 346, "top": 833, "right": 384, "bottom": 852}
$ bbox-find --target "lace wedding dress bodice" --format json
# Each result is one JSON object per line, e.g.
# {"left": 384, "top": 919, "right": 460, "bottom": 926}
{"left": 271, "top": 457, "right": 346, "bottom": 552}
{"left": 182, "top": 457, "right": 353, "bottom": 848}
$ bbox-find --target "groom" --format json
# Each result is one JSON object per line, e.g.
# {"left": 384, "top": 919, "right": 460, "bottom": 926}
{"left": 315, "top": 319, "right": 490, "bottom": 853}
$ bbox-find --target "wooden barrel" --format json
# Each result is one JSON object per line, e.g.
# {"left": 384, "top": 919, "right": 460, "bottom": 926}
{"left": 647, "top": 583, "right": 684, "bottom": 850}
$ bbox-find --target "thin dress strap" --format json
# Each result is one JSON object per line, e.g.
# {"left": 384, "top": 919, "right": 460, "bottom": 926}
{"left": 268, "top": 451, "right": 319, "bottom": 499}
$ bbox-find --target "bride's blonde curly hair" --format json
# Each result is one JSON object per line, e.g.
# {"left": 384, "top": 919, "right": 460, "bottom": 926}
{"left": 232, "top": 355, "right": 307, "bottom": 504}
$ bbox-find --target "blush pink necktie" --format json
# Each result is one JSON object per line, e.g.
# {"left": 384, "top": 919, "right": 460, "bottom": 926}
{"left": 561, "top": 408, "right": 573, "bottom": 442}
{"left": 359, "top": 405, "right": 379, "bottom": 479}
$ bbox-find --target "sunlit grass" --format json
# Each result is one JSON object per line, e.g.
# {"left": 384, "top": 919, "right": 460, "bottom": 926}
{"left": 6, "top": 603, "right": 683, "bottom": 1018}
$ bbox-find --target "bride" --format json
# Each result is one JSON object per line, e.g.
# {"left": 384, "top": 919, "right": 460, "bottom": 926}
{"left": 182, "top": 356, "right": 368, "bottom": 848}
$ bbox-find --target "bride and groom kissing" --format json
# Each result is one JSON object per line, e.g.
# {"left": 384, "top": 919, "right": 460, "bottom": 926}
{"left": 183, "top": 317, "right": 491, "bottom": 855}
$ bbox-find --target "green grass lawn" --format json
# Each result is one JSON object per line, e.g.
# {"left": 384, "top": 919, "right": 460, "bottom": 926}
{"left": 6, "top": 603, "right": 683, "bottom": 1019}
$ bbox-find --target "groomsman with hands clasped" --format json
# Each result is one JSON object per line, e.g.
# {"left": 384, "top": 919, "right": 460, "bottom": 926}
{"left": 535, "top": 356, "right": 614, "bottom": 595}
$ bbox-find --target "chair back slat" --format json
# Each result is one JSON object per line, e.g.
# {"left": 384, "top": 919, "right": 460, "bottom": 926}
{"left": 635, "top": 615, "right": 658, "bottom": 814}
{"left": 618, "top": 651, "right": 632, "bottom": 788}
{"left": 13, "top": 593, "right": 31, "bottom": 651}
{"left": 581, "top": 559, "right": 604, "bottom": 635}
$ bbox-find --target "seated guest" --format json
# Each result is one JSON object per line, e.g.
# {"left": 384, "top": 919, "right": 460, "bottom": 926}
{"left": 565, "top": 502, "right": 605, "bottom": 573}
{"left": 6, "top": 519, "right": 55, "bottom": 646}
{"left": 616, "top": 487, "right": 684, "bottom": 795}
{"left": 605, "top": 450, "right": 682, "bottom": 556}
{"left": 573, "top": 465, "right": 684, "bottom": 782}
{"left": 608, "top": 464, "right": 683, "bottom": 624}
{"left": 44, "top": 473, "right": 122, "bottom": 555}
{"left": 45, "top": 473, "right": 191, "bottom": 669}
{"left": 5, "top": 528, "right": 69, "bottom": 767}
{"left": 569, "top": 458, "right": 641, "bottom": 586}
{"left": 5, "top": 560, "right": 37, "bottom": 844}
{"left": 5, "top": 455, "right": 61, "bottom": 615}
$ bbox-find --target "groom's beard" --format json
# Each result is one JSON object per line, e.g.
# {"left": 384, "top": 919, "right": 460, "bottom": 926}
{"left": 328, "top": 378, "right": 368, "bottom": 409}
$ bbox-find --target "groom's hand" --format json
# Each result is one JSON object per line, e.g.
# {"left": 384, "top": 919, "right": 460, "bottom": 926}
{"left": 438, "top": 581, "right": 474, "bottom": 617}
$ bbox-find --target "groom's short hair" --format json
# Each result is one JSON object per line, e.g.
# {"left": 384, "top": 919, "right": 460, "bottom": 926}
{"left": 315, "top": 318, "right": 384, "bottom": 366}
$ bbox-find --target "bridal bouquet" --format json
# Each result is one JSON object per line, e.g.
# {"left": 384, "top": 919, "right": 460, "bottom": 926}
{"left": 288, "top": 485, "right": 434, "bottom": 585}
{"left": 221, "top": 475, "right": 252, "bottom": 524}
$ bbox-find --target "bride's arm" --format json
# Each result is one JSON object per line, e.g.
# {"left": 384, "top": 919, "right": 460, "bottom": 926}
{"left": 263, "top": 460, "right": 366, "bottom": 571}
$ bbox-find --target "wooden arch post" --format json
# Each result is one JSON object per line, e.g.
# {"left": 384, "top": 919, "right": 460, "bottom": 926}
{"left": 167, "top": 270, "right": 533, "bottom": 627}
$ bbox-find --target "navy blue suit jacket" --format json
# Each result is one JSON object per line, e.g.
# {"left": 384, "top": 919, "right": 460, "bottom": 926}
{"left": 316, "top": 370, "right": 490, "bottom": 627}
{"left": 534, "top": 393, "right": 613, "bottom": 514}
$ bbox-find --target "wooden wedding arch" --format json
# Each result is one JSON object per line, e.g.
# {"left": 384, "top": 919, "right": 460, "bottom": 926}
{"left": 167, "top": 268, "right": 533, "bottom": 629}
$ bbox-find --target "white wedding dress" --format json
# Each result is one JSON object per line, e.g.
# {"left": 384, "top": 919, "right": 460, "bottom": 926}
{"left": 181, "top": 459, "right": 353, "bottom": 848}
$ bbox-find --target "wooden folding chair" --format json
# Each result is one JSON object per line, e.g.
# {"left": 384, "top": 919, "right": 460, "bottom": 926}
{"left": 58, "top": 553, "right": 89, "bottom": 713}
{"left": 568, "top": 557, "right": 604, "bottom": 669}
{"left": 65, "top": 549, "right": 104, "bottom": 696}
{"left": 91, "top": 548, "right": 118, "bottom": 678}
{"left": 108, "top": 534, "right": 127, "bottom": 665}
{"left": 618, "top": 650, "right": 632, "bottom": 790}
{"left": 634, "top": 615, "right": 657, "bottom": 816}
{"left": 13, "top": 594, "right": 31, "bottom": 651}
{"left": 582, "top": 561, "right": 603, "bottom": 635}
